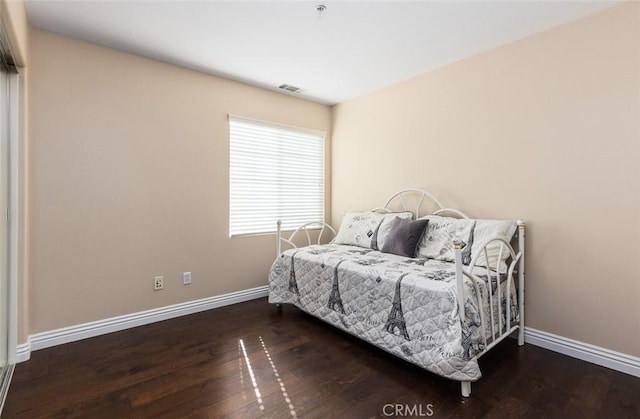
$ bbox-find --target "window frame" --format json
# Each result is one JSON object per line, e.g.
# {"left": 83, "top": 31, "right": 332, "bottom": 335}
{"left": 228, "top": 114, "right": 326, "bottom": 237}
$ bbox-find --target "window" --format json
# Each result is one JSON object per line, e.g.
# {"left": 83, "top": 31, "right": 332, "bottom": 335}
{"left": 229, "top": 115, "right": 325, "bottom": 236}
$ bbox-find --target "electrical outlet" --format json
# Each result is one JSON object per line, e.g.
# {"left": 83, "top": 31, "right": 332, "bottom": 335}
{"left": 183, "top": 272, "right": 192, "bottom": 285}
{"left": 154, "top": 276, "right": 164, "bottom": 291}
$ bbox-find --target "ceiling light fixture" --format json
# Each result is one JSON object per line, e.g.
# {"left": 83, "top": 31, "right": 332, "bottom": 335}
{"left": 278, "top": 84, "right": 302, "bottom": 93}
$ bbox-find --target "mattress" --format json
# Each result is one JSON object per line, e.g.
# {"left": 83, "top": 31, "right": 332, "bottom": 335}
{"left": 268, "top": 244, "right": 518, "bottom": 382}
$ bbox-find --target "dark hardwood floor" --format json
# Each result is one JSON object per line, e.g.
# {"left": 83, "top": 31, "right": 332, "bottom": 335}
{"left": 4, "top": 298, "right": 639, "bottom": 418}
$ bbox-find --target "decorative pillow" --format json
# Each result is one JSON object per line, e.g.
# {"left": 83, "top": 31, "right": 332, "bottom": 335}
{"left": 371, "top": 212, "right": 414, "bottom": 251}
{"left": 417, "top": 215, "right": 475, "bottom": 264}
{"left": 380, "top": 217, "right": 429, "bottom": 258}
{"left": 333, "top": 212, "right": 384, "bottom": 248}
{"left": 471, "top": 220, "right": 517, "bottom": 272}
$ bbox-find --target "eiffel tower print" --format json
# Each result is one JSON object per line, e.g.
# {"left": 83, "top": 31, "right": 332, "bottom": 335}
{"left": 327, "top": 259, "right": 346, "bottom": 314}
{"left": 384, "top": 273, "right": 410, "bottom": 340}
{"left": 289, "top": 251, "right": 302, "bottom": 296}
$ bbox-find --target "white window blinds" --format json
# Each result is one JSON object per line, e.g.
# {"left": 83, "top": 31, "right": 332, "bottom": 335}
{"left": 229, "top": 115, "right": 325, "bottom": 236}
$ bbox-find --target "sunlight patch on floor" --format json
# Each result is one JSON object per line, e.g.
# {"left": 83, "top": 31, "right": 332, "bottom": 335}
{"left": 260, "top": 336, "right": 298, "bottom": 418}
{"left": 238, "top": 339, "right": 264, "bottom": 411}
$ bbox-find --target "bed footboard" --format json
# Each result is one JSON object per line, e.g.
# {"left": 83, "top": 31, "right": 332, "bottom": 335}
{"left": 517, "top": 221, "right": 526, "bottom": 346}
{"left": 454, "top": 220, "right": 526, "bottom": 397}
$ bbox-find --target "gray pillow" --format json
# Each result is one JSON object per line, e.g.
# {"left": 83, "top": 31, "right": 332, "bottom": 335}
{"left": 371, "top": 211, "right": 414, "bottom": 251}
{"left": 380, "top": 217, "right": 429, "bottom": 258}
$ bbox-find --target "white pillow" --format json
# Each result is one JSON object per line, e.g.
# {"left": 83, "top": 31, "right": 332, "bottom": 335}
{"left": 417, "top": 215, "right": 475, "bottom": 263}
{"left": 371, "top": 212, "right": 414, "bottom": 251}
{"left": 471, "top": 220, "right": 517, "bottom": 272}
{"left": 333, "top": 212, "right": 384, "bottom": 248}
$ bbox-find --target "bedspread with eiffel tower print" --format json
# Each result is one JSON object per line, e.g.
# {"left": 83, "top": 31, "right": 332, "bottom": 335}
{"left": 268, "top": 244, "right": 519, "bottom": 382}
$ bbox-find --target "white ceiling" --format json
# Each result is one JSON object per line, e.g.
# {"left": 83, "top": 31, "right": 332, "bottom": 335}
{"left": 26, "top": 0, "right": 620, "bottom": 105}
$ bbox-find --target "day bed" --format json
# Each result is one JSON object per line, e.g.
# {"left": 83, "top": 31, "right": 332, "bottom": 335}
{"left": 268, "top": 189, "right": 525, "bottom": 397}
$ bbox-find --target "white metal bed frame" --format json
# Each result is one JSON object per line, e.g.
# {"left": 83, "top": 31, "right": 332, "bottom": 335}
{"left": 275, "top": 188, "right": 525, "bottom": 397}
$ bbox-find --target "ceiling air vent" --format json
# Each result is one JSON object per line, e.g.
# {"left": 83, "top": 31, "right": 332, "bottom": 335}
{"left": 278, "top": 84, "right": 302, "bottom": 93}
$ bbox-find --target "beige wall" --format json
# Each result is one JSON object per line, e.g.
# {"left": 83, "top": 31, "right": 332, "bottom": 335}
{"left": 28, "top": 29, "right": 331, "bottom": 334}
{"left": 331, "top": 3, "right": 640, "bottom": 356}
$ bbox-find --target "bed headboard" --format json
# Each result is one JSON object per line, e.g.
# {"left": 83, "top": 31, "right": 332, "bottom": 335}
{"left": 377, "top": 188, "right": 470, "bottom": 219}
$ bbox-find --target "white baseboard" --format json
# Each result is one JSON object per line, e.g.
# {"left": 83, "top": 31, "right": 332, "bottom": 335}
{"left": 16, "top": 285, "right": 269, "bottom": 361}
{"left": 524, "top": 327, "right": 640, "bottom": 378}
{"left": 15, "top": 340, "right": 30, "bottom": 363}
{"left": 13, "top": 292, "right": 639, "bottom": 380}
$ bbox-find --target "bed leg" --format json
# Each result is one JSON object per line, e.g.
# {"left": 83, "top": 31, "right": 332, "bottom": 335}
{"left": 518, "top": 327, "right": 525, "bottom": 346}
{"left": 275, "top": 303, "right": 282, "bottom": 310}
{"left": 461, "top": 381, "right": 471, "bottom": 397}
